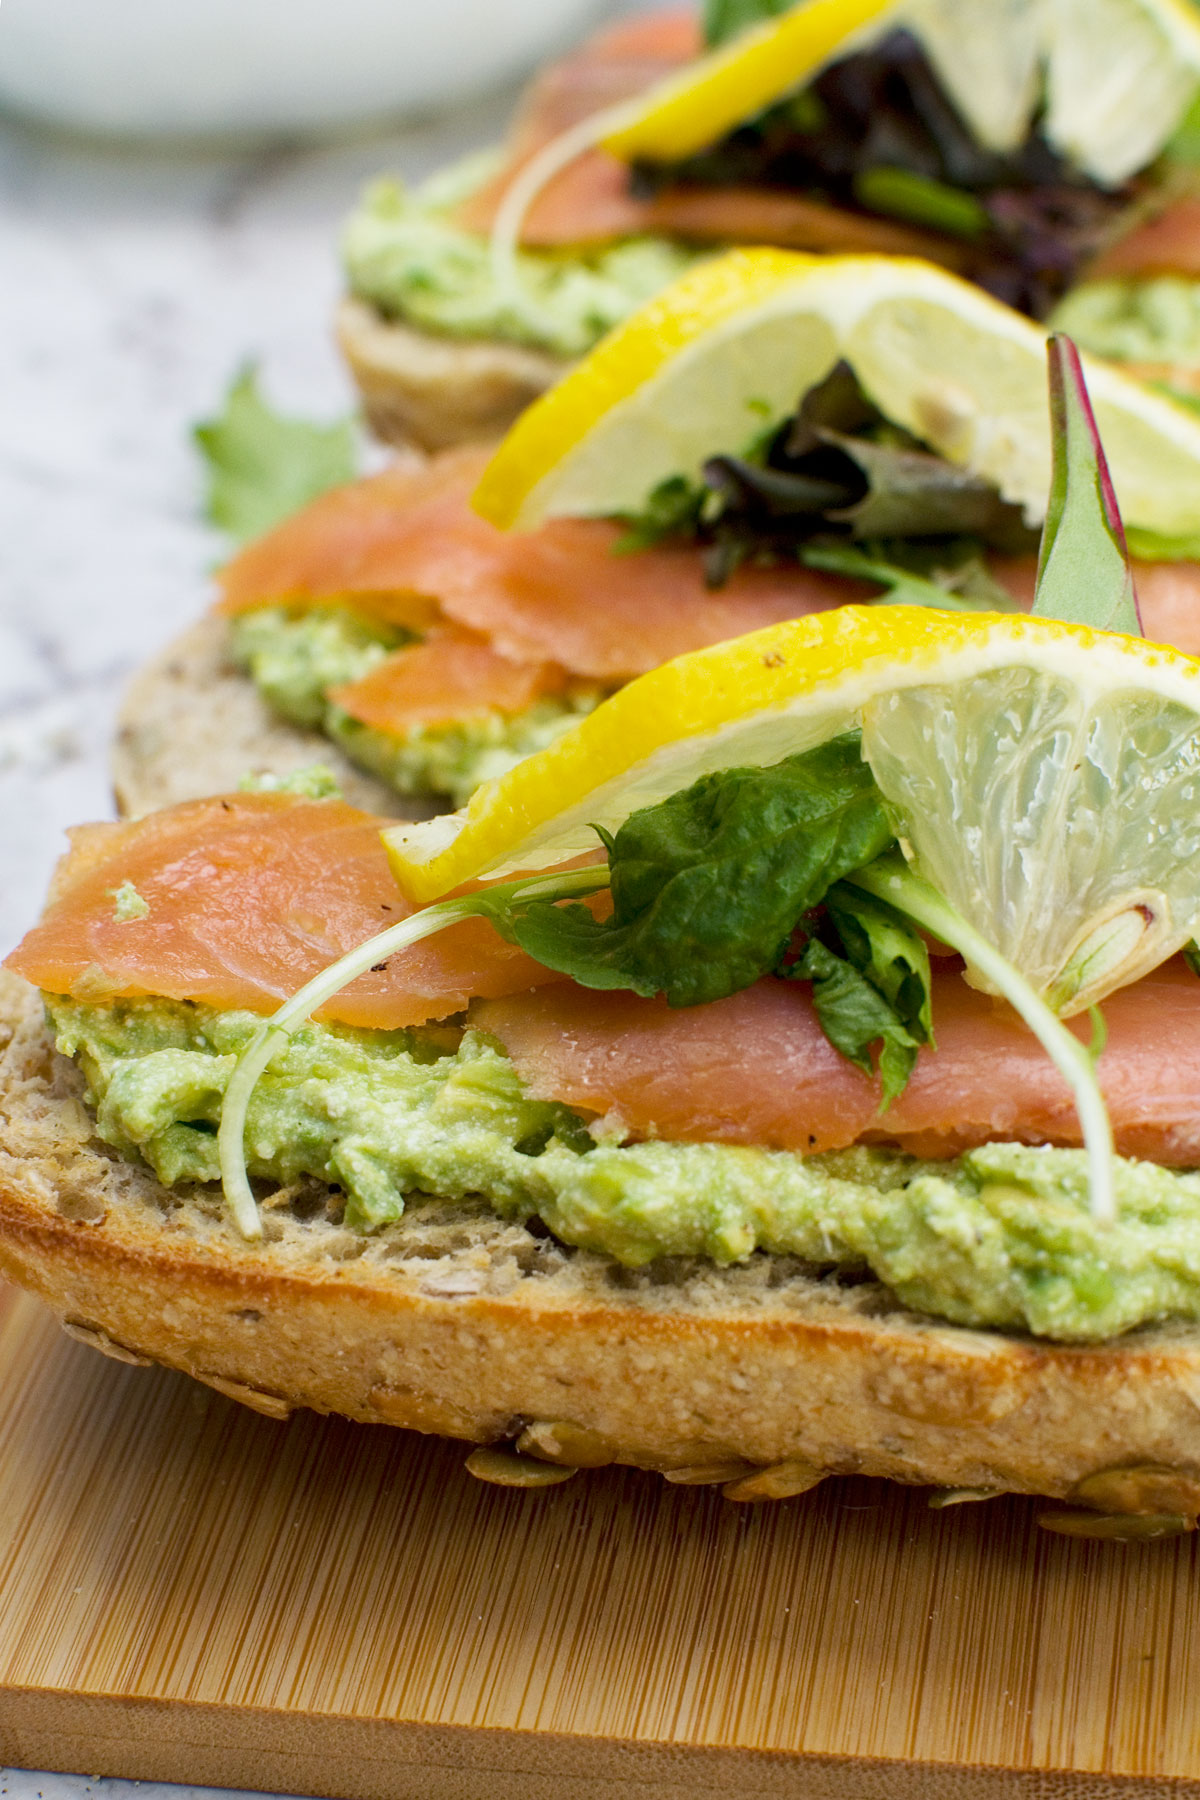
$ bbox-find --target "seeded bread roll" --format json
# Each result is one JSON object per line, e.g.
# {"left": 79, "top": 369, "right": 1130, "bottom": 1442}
{"left": 3, "top": 965, "right": 1200, "bottom": 1520}
{"left": 335, "top": 297, "right": 571, "bottom": 451}
{"left": 111, "top": 614, "right": 430, "bottom": 821}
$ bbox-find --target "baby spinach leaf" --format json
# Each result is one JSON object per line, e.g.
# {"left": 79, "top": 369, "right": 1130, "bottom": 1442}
{"left": 194, "top": 366, "right": 357, "bottom": 544}
{"left": 508, "top": 735, "right": 895, "bottom": 1008}
{"left": 1031, "top": 335, "right": 1142, "bottom": 635}
{"left": 787, "top": 937, "right": 923, "bottom": 1109}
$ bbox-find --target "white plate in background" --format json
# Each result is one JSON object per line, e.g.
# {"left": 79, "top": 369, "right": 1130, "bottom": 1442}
{"left": 0, "top": 0, "right": 606, "bottom": 138}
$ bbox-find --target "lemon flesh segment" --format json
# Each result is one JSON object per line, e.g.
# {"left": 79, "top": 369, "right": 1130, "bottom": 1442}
{"left": 904, "top": 0, "right": 1043, "bottom": 154}
{"left": 383, "top": 609, "right": 1200, "bottom": 1009}
{"left": 864, "top": 669, "right": 1200, "bottom": 1010}
{"left": 1043, "top": 0, "right": 1200, "bottom": 185}
{"left": 598, "top": 0, "right": 896, "bottom": 166}
{"left": 473, "top": 249, "right": 1200, "bottom": 540}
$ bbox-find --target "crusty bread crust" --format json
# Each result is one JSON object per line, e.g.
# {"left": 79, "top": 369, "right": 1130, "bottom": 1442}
{"left": 4, "top": 966, "right": 1200, "bottom": 1505}
{"left": 111, "top": 614, "right": 433, "bottom": 820}
{"left": 335, "top": 297, "right": 571, "bottom": 451}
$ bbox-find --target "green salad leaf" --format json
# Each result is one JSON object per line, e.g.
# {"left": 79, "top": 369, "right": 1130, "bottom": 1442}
{"left": 824, "top": 884, "right": 934, "bottom": 1045}
{"left": 800, "top": 544, "right": 1016, "bottom": 612}
{"left": 780, "top": 885, "right": 934, "bottom": 1108}
{"left": 194, "top": 366, "right": 358, "bottom": 544}
{"left": 1031, "top": 335, "right": 1141, "bottom": 635}
{"left": 613, "top": 361, "right": 1038, "bottom": 584}
{"left": 703, "top": 0, "right": 793, "bottom": 46}
{"left": 507, "top": 735, "right": 894, "bottom": 1008}
{"left": 788, "top": 937, "right": 923, "bottom": 1107}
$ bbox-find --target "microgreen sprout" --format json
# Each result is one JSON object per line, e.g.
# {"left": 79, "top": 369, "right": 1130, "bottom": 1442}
{"left": 845, "top": 853, "right": 1117, "bottom": 1225}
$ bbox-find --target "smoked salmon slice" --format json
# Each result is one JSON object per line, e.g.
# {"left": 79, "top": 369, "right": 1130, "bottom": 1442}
{"left": 216, "top": 449, "right": 864, "bottom": 683}
{"left": 13, "top": 790, "right": 1200, "bottom": 1167}
{"left": 475, "top": 960, "right": 1200, "bottom": 1166}
{"left": 1090, "top": 198, "right": 1200, "bottom": 281}
{"left": 6, "top": 794, "right": 561, "bottom": 1031}
{"left": 216, "top": 448, "right": 495, "bottom": 627}
{"left": 332, "top": 627, "right": 568, "bottom": 731}
{"left": 217, "top": 450, "right": 1200, "bottom": 684}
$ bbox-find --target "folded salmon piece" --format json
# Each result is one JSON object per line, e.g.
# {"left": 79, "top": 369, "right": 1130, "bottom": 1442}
{"left": 216, "top": 452, "right": 1200, "bottom": 704}
{"left": 215, "top": 449, "right": 866, "bottom": 688}
{"left": 330, "top": 626, "right": 568, "bottom": 732}
{"left": 476, "top": 961, "right": 1200, "bottom": 1166}
{"left": 1090, "top": 198, "right": 1200, "bottom": 281}
{"left": 6, "top": 793, "right": 562, "bottom": 1030}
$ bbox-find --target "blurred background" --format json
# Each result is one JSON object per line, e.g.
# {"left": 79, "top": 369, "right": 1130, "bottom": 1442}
{"left": 0, "top": 0, "right": 652, "bottom": 949}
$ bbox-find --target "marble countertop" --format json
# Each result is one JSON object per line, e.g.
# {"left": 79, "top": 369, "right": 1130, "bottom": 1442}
{"left": 0, "top": 93, "right": 527, "bottom": 955}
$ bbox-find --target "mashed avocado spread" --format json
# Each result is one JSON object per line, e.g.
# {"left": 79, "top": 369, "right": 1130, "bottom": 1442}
{"left": 1053, "top": 277, "right": 1200, "bottom": 374}
{"left": 231, "top": 606, "right": 605, "bottom": 807}
{"left": 342, "top": 168, "right": 704, "bottom": 358}
{"left": 47, "top": 994, "right": 1200, "bottom": 1343}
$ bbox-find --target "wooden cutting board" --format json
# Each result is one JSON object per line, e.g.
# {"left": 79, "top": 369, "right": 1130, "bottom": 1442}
{"left": 1, "top": 1277, "right": 1199, "bottom": 1800}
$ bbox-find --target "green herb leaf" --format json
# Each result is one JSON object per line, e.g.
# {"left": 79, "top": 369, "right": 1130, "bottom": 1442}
{"left": 613, "top": 473, "right": 707, "bottom": 553}
{"left": 1031, "top": 335, "right": 1142, "bottom": 635}
{"left": 823, "top": 883, "right": 934, "bottom": 1046}
{"left": 851, "top": 166, "right": 991, "bottom": 241}
{"left": 788, "top": 936, "right": 923, "bottom": 1108}
{"left": 1126, "top": 523, "right": 1200, "bottom": 562}
{"left": 702, "top": 0, "right": 793, "bottom": 47}
{"left": 800, "top": 544, "right": 1011, "bottom": 612}
{"left": 194, "top": 366, "right": 357, "bottom": 544}
{"left": 1166, "top": 85, "right": 1200, "bottom": 166}
{"left": 508, "top": 735, "right": 895, "bottom": 1008}
{"left": 1185, "top": 940, "right": 1200, "bottom": 979}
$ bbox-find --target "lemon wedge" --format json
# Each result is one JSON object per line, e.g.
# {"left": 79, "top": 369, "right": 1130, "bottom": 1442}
{"left": 472, "top": 248, "right": 1200, "bottom": 538}
{"left": 383, "top": 607, "right": 1200, "bottom": 1015}
{"left": 599, "top": 0, "right": 895, "bottom": 164}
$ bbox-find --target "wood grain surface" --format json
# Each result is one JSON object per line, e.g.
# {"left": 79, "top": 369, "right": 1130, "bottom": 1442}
{"left": 1, "top": 1279, "right": 1199, "bottom": 1800}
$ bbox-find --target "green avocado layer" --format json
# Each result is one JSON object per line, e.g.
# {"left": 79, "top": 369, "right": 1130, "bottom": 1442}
{"left": 341, "top": 168, "right": 704, "bottom": 358}
{"left": 47, "top": 994, "right": 1200, "bottom": 1343}
{"left": 1052, "top": 276, "right": 1200, "bottom": 372}
{"left": 230, "top": 606, "right": 604, "bottom": 808}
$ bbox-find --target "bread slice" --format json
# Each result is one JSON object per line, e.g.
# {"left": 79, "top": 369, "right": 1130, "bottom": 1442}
{"left": 5, "top": 964, "right": 1200, "bottom": 1515}
{"left": 111, "top": 613, "right": 432, "bottom": 821}
{"left": 335, "top": 297, "right": 572, "bottom": 451}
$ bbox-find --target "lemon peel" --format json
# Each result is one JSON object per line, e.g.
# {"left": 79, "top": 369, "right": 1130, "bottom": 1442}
{"left": 472, "top": 249, "right": 1200, "bottom": 538}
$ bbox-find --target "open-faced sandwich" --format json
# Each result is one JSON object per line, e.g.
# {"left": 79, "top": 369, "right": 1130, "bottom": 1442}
{"left": 11, "top": 340, "right": 1200, "bottom": 1536}
{"left": 337, "top": 0, "right": 1200, "bottom": 448}
{"left": 118, "top": 250, "right": 1200, "bottom": 819}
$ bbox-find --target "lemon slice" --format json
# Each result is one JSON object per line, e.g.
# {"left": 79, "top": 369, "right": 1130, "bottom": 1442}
{"left": 384, "top": 606, "right": 1200, "bottom": 1012}
{"left": 472, "top": 248, "right": 1200, "bottom": 538}
{"left": 598, "top": 0, "right": 895, "bottom": 165}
